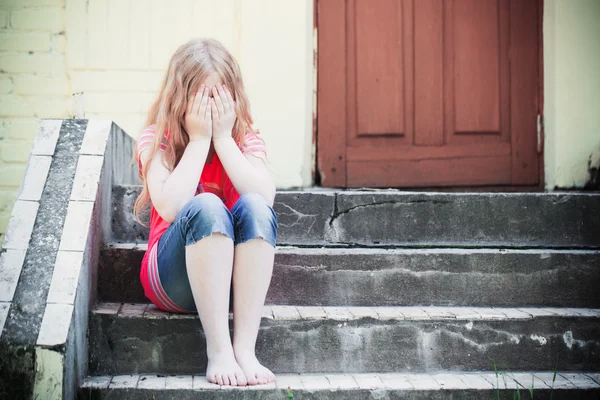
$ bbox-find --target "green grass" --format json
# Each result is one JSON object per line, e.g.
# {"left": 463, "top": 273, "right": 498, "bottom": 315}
{"left": 491, "top": 353, "right": 559, "bottom": 399}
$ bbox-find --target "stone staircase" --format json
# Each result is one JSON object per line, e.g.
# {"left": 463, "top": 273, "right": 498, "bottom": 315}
{"left": 79, "top": 188, "right": 600, "bottom": 398}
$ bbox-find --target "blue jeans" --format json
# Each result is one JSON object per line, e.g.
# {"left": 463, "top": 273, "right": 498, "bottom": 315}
{"left": 156, "top": 192, "right": 278, "bottom": 312}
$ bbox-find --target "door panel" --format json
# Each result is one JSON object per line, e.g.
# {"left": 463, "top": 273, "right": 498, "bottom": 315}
{"left": 317, "top": 0, "right": 540, "bottom": 188}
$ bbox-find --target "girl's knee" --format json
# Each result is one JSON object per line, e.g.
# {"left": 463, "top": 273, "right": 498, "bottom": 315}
{"left": 235, "top": 193, "right": 277, "bottom": 224}
{"left": 181, "top": 193, "right": 231, "bottom": 225}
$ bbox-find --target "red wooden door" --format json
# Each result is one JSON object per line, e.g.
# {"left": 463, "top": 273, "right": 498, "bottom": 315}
{"left": 317, "top": 0, "right": 541, "bottom": 187}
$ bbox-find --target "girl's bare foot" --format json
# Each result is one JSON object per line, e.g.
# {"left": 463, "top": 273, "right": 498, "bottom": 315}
{"left": 206, "top": 350, "right": 247, "bottom": 386}
{"left": 234, "top": 349, "right": 275, "bottom": 385}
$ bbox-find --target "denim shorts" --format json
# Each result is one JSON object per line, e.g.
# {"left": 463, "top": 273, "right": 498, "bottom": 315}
{"left": 155, "top": 192, "right": 278, "bottom": 312}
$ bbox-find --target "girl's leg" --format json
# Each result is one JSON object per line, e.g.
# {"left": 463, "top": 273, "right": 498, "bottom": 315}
{"left": 156, "top": 193, "right": 246, "bottom": 386}
{"left": 230, "top": 193, "right": 278, "bottom": 385}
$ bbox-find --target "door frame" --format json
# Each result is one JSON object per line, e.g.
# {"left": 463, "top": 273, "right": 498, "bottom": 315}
{"left": 313, "top": 0, "right": 545, "bottom": 191}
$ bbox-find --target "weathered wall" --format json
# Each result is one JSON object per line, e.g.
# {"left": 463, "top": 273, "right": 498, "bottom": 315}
{"left": 65, "top": 0, "right": 314, "bottom": 190}
{"left": 543, "top": 0, "right": 600, "bottom": 189}
{"left": 0, "top": 0, "right": 70, "bottom": 240}
{"left": 0, "top": 0, "right": 314, "bottom": 242}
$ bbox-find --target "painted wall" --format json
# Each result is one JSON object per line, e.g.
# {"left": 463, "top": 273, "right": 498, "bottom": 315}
{"left": 544, "top": 0, "right": 600, "bottom": 189}
{"left": 0, "top": 0, "right": 314, "bottom": 240}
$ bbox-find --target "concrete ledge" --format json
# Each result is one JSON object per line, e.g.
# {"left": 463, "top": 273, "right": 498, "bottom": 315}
{"left": 88, "top": 303, "right": 600, "bottom": 375}
{"left": 0, "top": 119, "right": 137, "bottom": 400}
{"left": 111, "top": 187, "right": 600, "bottom": 248}
{"left": 80, "top": 371, "right": 600, "bottom": 398}
{"left": 98, "top": 245, "right": 600, "bottom": 307}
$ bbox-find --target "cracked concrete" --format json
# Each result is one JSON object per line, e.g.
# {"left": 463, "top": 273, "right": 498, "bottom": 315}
{"left": 112, "top": 187, "right": 600, "bottom": 248}
{"left": 99, "top": 246, "right": 600, "bottom": 307}
{"left": 88, "top": 312, "right": 600, "bottom": 376}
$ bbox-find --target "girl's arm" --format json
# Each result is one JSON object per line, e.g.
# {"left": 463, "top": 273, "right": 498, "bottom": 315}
{"left": 140, "top": 86, "right": 213, "bottom": 222}
{"left": 210, "top": 85, "right": 276, "bottom": 206}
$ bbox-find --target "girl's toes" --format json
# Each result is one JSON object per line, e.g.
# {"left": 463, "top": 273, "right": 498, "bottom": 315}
{"left": 228, "top": 374, "right": 237, "bottom": 386}
{"left": 207, "top": 374, "right": 217, "bottom": 384}
{"left": 216, "top": 374, "right": 224, "bottom": 386}
{"left": 258, "top": 373, "right": 268, "bottom": 384}
{"left": 247, "top": 374, "right": 259, "bottom": 385}
{"left": 235, "top": 371, "right": 247, "bottom": 386}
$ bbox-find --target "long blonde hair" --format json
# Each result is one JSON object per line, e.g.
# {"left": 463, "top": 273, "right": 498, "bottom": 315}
{"left": 133, "top": 38, "right": 255, "bottom": 225}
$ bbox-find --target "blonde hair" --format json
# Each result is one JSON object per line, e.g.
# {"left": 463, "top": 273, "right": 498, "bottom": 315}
{"left": 133, "top": 38, "right": 255, "bottom": 225}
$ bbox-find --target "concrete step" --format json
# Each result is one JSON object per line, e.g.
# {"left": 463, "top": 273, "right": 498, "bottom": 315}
{"left": 99, "top": 244, "right": 600, "bottom": 307}
{"left": 79, "top": 371, "right": 600, "bottom": 399}
{"left": 111, "top": 186, "right": 600, "bottom": 248}
{"left": 88, "top": 303, "right": 600, "bottom": 376}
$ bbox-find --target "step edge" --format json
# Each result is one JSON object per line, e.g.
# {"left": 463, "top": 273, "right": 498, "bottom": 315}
{"left": 94, "top": 303, "right": 600, "bottom": 321}
{"left": 80, "top": 371, "right": 600, "bottom": 391}
{"left": 104, "top": 242, "right": 600, "bottom": 254}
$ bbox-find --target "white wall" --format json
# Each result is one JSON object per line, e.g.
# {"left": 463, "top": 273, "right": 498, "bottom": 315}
{"left": 544, "top": 0, "right": 600, "bottom": 189}
{"left": 66, "top": 0, "right": 315, "bottom": 189}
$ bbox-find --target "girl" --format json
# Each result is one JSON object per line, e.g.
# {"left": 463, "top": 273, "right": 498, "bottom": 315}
{"left": 134, "top": 38, "right": 278, "bottom": 387}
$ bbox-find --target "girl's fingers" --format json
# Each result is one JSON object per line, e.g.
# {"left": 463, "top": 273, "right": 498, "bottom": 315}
{"left": 197, "top": 85, "right": 207, "bottom": 115}
{"left": 210, "top": 98, "right": 218, "bottom": 120}
{"left": 217, "top": 84, "right": 230, "bottom": 112}
{"left": 199, "top": 86, "right": 209, "bottom": 117}
{"left": 212, "top": 87, "right": 226, "bottom": 116}
{"left": 205, "top": 98, "right": 212, "bottom": 120}
{"left": 224, "top": 85, "right": 235, "bottom": 110}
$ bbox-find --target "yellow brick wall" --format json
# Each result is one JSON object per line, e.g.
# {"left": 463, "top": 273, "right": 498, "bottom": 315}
{"left": 0, "top": 0, "right": 70, "bottom": 241}
{"left": 0, "top": 0, "right": 315, "bottom": 242}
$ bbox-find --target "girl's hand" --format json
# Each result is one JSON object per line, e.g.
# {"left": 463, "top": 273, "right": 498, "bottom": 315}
{"left": 184, "top": 85, "right": 212, "bottom": 141}
{"left": 211, "top": 84, "right": 236, "bottom": 140}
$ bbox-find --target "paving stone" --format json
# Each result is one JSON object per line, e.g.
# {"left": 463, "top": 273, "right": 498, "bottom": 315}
{"left": 58, "top": 201, "right": 94, "bottom": 251}
{"left": 504, "top": 372, "right": 549, "bottom": 389}
{"left": 300, "top": 374, "right": 331, "bottom": 390}
{"left": 325, "top": 374, "right": 359, "bottom": 390}
{"left": 271, "top": 305, "right": 300, "bottom": 320}
{"left": 444, "top": 307, "right": 482, "bottom": 320}
{"left": 81, "top": 376, "right": 112, "bottom": 390}
{"left": 119, "top": 303, "right": 148, "bottom": 317}
{"left": 323, "top": 306, "right": 354, "bottom": 320}
{"left": 584, "top": 373, "right": 600, "bottom": 385}
{"left": 37, "top": 303, "right": 73, "bottom": 347}
{"left": 110, "top": 375, "right": 139, "bottom": 389}
{"left": 0, "top": 249, "right": 26, "bottom": 302}
{"left": 261, "top": 305, "right": 274, "bottom": 319}
{"left": 406, "top": 374, "right": 441, "bottom": 390}
{"left": 46, "top": 250, "right": 84, "bottom": 305}
{"left": 430, "top": 373, "right": 471, "bottom": 390}
{"left": 144, "top": 304, "right": 169, "bottom": 319}
{"left": 80, "top": 119, "right": 111, "bottom": 155}
{"left": 379, "top": 373, "right": 413, "bottom": 389}
{"left": 347, "top": 307, "right": 378, "bottom": 319}
{"left": 275, "top": 374, "right": 304, "bottom": 390}
{"left": 2, "top": 200, "right": 39, "bottom": 250}
{"left": 515, "top": 308, "right": 555, "bottom": 317}
{"left": 558, "top": 373, "right": 600, "bottom": 388}
{"left": 458, "top": 373, "right": 495, "bottom": 389}
{"left": 165, "top": 375, "right": 193, "bottom": 390}
{"left": 353, "top": 374, "right": 383, "bottom": 389}
{"left": 137, "top": 374, "right": 166, "bottom": 390}
{"left": 31, "top": 119, "right": 62, "bottom": 156}
{"left": 192, "top": 375, "right": 220, "bottom": 390}
{"left": 18, "top": 155, "right": 52, "bottom": 201}
{"left": 296, "top": 306, "right": 326, "bottom": 319}
{"left": 94, "top": 302, "right": 121, "bottom": 315}
{"left": 373, "top": 307, "right": 406, "bottom": 320}
{"left": 533, "top": 372, "right": 576, "bottom": 389}
{"left": 473, "top": 308, "right": 507, "bottom": 319}
{"left": 491, "top": 308, "right": 533, "bottom": 319}
{"left": 70, "top": 155, "right": 104, "bottom": 201}
{"left": 396, "top": 307, "right": 430, "bottom": 320}
{"left": 423, "top": 307, "right": 458, "bottom": 319}
{"left": 246, "top": 381, "right": 276, "bottom": 390}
